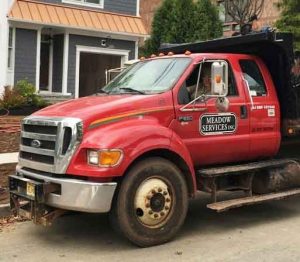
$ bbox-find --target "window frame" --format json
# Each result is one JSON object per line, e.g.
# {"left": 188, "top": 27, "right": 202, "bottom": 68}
{"left": 239, "top": 59, "right": 268, "bottom": 97}
{"left": 62, "top": 0, "right": 104, "bottom": 9}
{"left": 7, "top": 27, "right": 15, "bottom": 70}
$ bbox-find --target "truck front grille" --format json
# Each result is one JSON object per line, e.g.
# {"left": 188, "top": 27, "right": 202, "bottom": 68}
{"left": 19, "top": 117, "right": 82, "bottom": 174}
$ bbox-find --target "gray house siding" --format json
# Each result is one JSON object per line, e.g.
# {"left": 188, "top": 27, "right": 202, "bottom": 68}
{"left": 67, "top": 34, "right": 136, "bottom": 94}
{"left": 52, "top": 35, "right": 64, "bottom": 92}
{"left": 104, "top": 0, "right": 136, "bottom": 15}
{"left": 39, "top": 0, "right": 137, "bottom": 15}
{"left": 14, "top": 29, "right": 37, "bottom": 86}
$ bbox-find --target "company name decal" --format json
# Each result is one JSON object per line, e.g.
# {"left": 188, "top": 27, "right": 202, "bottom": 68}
{"left": 200, "top": 113, "right": 237, "bottom": 135}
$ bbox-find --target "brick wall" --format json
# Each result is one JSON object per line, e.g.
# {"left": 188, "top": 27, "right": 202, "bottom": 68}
{"left": 253, "top": 1, "right": 281, "bottom": 30}
{"left": 140, "top": 0, "right": 281, "bottom": 35}
{"left": 140, "top": 0, "right": 163, "bottom": 34}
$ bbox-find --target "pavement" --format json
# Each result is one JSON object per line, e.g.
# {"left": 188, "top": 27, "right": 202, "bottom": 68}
{"left": 1, "top": 192, "right": 300, "bottom": 262}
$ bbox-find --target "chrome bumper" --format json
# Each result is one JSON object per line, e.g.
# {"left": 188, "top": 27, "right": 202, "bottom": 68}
{"left": 16, "top": 166, "right": 117, "bottom": 213}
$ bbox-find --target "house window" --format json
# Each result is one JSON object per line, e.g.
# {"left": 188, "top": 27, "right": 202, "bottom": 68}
{"left": 7, "top": 27, "right": 14, "bottom": 69}
{"left": 62, "top": 0, "right": 104, "bottom": 9}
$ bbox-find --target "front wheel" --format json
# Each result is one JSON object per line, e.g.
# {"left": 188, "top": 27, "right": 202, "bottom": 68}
{"left": 110, "top": 157, "right": 188, "bottom": 247}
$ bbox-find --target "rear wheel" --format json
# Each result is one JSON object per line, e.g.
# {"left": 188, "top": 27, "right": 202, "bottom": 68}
{"left": 110, "top": 157, "right": 188, "bottom": 247}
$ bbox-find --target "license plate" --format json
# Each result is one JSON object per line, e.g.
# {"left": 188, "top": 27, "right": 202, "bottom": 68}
{"left": 26, "top": 183, "right": 35, "bottom": 197}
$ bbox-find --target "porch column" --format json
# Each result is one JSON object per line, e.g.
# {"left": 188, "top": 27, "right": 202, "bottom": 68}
{"left": 35, "top": 28, "right": 42, "bottom": 92}
{"left": 62, "top": 32, "right": 69, "bottom": 95}
{"left": 135, "top": 40, "right": 139, "bottom": 60}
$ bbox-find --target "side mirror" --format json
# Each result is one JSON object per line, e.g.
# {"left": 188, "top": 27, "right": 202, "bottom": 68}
{"left": 211, "top": 61, "right": 228, "bottom": 96}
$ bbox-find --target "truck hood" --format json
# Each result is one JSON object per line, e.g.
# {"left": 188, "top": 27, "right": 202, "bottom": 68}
{"left": 33, "top": 93, "right": 174, "bottom": 130}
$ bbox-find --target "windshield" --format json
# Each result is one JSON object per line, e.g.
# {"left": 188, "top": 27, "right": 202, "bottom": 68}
{"left": 103, "top": 58, "right": 191, "bottom": 94}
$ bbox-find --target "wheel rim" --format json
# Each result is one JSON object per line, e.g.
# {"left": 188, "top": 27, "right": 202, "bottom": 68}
{"left": 134, "top": 177, "right": 173, "bottom": 228}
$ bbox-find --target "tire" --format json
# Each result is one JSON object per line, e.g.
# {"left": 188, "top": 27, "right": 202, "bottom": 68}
{"left": 110, "top": 157, "right": 188, "bottom": 247}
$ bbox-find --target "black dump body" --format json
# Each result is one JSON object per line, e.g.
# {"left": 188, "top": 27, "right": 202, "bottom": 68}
{"left": 160, "top": 31, "right": 299, "bottom": 120}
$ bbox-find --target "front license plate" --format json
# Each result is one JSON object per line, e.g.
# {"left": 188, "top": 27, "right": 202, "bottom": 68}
{"left": 26, "top": 183, "right": 35, "bottom": 197}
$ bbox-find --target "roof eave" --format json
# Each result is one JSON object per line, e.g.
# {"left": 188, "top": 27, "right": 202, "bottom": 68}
{"left": 8, "top": 18, "right": 149, "bottom": 39}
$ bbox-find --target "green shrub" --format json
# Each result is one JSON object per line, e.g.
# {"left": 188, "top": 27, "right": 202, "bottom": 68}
{"left": 15, "top": 80, "right": 36, "bottom": 103}
{"left": 31, "top": 95, "right": 49, "bottom": 108}
{"left": 0, "top": 88, "right": 26, "bottom": 109}
{"left": 13, "top": 79, "right": 48, "bottom": 108}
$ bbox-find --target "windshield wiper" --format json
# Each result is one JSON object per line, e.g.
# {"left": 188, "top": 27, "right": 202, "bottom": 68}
{"left": 119, "top": 87, "right": 146, "bottom": 94}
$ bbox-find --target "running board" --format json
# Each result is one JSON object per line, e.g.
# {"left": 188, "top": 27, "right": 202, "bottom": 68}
{"left": 207, "top": 188, "right": 300, "bottom": 212}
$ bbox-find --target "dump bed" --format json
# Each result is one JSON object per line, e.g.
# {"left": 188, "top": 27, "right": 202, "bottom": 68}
{"left": 160, "top": 31, "right": 300, "bottom": 121}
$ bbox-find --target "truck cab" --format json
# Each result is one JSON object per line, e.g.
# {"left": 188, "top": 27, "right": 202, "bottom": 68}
{"left": 9, "top": 31, "right": 300, "bottom": 247}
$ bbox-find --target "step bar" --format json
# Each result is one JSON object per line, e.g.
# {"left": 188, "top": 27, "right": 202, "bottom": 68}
{"left": 207, "top": 188, "right": 300, "bottom": 212}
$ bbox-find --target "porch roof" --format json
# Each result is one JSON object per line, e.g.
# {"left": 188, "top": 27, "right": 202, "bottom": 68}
{"left": 8, "top": 0, "right": 148, "bottom": 38}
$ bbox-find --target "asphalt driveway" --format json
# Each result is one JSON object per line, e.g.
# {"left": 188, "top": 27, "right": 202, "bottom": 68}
{"left": 1, "top": 192, "right": 300, "bottom": 262}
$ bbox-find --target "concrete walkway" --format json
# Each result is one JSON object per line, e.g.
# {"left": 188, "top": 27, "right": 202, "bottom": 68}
{"left": 0, "top": 152, "right": 19, "bottom": 165}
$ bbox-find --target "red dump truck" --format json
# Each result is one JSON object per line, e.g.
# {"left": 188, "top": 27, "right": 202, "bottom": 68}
{"left": 9, "top": 30, "right": 300, "bottom": 247}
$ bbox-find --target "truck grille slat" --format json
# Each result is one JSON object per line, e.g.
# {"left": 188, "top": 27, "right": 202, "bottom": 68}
{"left": 20, "top": 145, "right": 55, "bottom": 157}
{"left": 21, "top": 131, "right": 57, "bottom": 141}
{"left": 19, "top": 117, "right": 82, "bottom": 174}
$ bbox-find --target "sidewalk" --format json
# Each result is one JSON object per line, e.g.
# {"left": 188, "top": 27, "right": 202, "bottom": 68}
{"left": 0, "top": 152, "right": 19, "bottom": 165}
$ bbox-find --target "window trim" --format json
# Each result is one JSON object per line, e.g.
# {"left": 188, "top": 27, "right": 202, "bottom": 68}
{"left": 62, "top": 0, "right": 104, "bottom": 9}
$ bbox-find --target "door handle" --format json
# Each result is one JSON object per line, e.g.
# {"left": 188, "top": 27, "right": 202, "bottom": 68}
{"left": 240, "top": 105, "right": 248, "bottom": 119}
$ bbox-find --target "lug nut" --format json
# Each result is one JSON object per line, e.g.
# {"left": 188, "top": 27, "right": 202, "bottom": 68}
{"left": 146, "top": 195, "right": 151, "bottom": 200}
{"left": 151, "top": 190, "right": 156, "bottom": 194}
{"left": 148, "top": 211, "right": 153, "bottom": 215}
{"left": 163, "top": 191, "right": 168, "bottom": 196}
{"left": 160, "top": 212, "right": 165, "bottom": 216}
{"left": 154, "top": 214, "right": 159, "bottom": 218}
{"left": 165, "top": 206, "right": 169, "bottom": 210}
{"left": 166, "top": 198, "right": 170, "bottom": 203}
{"left": 146, "top": 203, "right": 150, "bottom": 208}
{"left": 158, "top": 188, "right": 162, "bottom": 192}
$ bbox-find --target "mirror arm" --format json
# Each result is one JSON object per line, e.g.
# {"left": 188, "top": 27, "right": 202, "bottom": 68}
{"left": 192, "top": 59, "right": 205, "bottom": 110}
{"left": 180, "top": 94, "right": 208, "bottom": 112}
{"left": 243, "top": 77, "right": 254, "bottom": 110}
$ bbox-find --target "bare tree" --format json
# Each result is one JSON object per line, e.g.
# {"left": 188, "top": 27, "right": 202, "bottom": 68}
{"left": 224, "top": 0, "right": 264, "bottom": 33}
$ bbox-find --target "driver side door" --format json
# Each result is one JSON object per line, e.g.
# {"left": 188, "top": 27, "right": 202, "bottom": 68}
{"left": 170, "top": 59, "right": 250, "bottom": 167}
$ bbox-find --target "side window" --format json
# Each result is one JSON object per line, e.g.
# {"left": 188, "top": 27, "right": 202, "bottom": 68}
{"left": 178, "top": 61, "right": 238, "bottom": 105}
{"left": 239, "top": 60, "right": 267, "bottom": 96}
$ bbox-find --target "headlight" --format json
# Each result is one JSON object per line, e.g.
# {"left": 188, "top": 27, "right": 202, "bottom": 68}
{"left": 87, "top": 149, "right": 123, "bottom": 167}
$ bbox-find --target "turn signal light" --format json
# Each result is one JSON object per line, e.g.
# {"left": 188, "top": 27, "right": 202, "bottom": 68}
{"left": 99, "top": 150, "right": 123, "bottom": 167}
{"left": 215, "top": 75, "right": 222, "bottom": 84}
{"left": 88, "top": 149, "right": 123, "bottom": 167}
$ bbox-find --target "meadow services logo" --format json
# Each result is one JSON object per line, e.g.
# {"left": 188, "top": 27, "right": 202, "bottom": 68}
{"left": 200, "top": 113, "right": 237, "bottom": 135}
